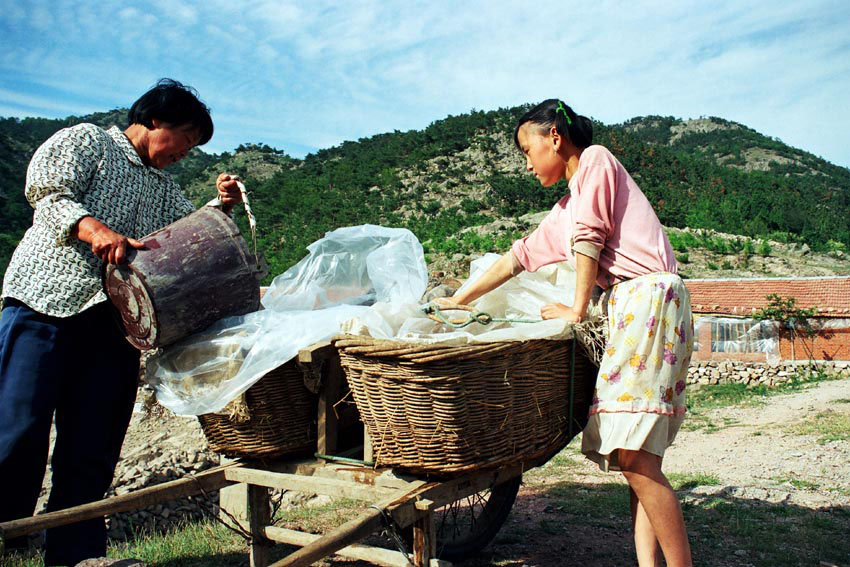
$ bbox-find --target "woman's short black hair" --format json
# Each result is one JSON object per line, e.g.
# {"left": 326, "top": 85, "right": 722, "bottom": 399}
{"left": 513, "top": 98, "right": 593, "bottom": 150}
{"left": 128, "top": 78, "right": 214, "bottom": 145}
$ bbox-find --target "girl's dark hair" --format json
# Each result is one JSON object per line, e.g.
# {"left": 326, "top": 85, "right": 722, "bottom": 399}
{"left": 128, "top": 78, "right": 214, "bottom": 145}
{"left": 513, "top": 98, "right": 593, "bottom": 150}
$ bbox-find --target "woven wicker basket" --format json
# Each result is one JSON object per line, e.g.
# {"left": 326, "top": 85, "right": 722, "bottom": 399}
{"left": 333, "top": 335, "right": 597, "bottom": 475}
{"left": 198, "top": 360, "right": 317, "bottom": 459}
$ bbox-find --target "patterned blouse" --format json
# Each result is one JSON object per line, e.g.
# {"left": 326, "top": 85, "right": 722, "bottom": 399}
{"left": 1, "top": 124, "right": 196, "bottom": 317}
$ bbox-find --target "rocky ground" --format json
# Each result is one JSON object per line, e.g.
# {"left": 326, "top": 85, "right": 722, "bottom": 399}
{"left": 33, "top": 388, "right": 221, "bottom": 542}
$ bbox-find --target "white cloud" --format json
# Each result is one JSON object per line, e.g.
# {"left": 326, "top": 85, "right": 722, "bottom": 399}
{"left": 1, "top": 0, "right": 848, "bottom": 166}
{"left": 0, "top": 87, "right": 84, "bottom": 115}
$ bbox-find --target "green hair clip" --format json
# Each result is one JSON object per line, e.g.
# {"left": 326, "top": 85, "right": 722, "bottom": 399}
{"left": 556, "top": 101, "right": 572, "bottom": 126}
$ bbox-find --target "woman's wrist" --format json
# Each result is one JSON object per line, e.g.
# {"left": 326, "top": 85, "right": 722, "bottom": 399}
{"left": 451, "top": 291, "right": 471, "bottom": 305}
{"left": 571, "top": 302, "right": 587, "bottom": 319}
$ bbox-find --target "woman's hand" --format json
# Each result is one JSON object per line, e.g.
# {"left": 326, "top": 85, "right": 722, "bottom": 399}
{"left": 540, "top": 302, "right": 583, "bottom": 323}
{"left": 432, "top": 296, "right": 461, "bottom": 309}
{"left": 216, "top": 173, "right": 243, "bottom": 213}
{"left": 73, "top": 216, "right": 144, "bottom": 264}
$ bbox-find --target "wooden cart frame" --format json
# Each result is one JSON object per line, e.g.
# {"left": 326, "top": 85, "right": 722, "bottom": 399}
{"left": 0, "top": 341, "right": 569, "bottom": 567}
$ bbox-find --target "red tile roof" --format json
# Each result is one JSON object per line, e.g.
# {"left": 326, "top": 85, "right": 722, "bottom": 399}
{"left": 685, "top": 276, "right": 850, "bottom": 317}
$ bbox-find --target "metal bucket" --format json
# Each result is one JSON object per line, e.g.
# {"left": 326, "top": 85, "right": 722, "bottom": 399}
{"left": 103, "top": 206, "right": 262, "bottom": 350}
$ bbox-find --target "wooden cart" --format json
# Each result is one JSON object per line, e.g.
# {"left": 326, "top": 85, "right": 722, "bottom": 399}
{"left": 0, "top": 340, "right": 577, "bottom": 567}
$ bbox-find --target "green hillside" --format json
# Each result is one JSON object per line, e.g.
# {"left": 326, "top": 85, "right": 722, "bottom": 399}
{"left": 1, "top": 106, "right": 849, "bottom": 284}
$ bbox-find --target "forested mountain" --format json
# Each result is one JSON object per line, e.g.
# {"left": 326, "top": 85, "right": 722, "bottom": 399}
{"left": 1, "top": 106, "right": 848, "bottom": 284}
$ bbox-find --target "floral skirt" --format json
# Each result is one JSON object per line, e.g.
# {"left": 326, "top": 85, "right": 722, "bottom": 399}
{"left": 581, "top": 272, "right": 693, "bottom": 471}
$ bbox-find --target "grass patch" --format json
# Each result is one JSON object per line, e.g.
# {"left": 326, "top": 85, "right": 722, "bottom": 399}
{"left": 771, "top": 475, "right": 821, "bottom": 490}
{"left": 680, "top": 496, "right": 849, "bottom": 564}
{"left": 682, "top": 374, "right": 840, "bottom": 435}
{"left": 534, "top": 480, "right": 850, "bottom": 566}
{"left": 544, "top": 481, "right": 631, "bottom": 530}
{"left": 667, "top": 472, "right": 722, "bottom": 490}
{"left": 684, "top": 383, "right": 769, "bottom": 431}
{"left": 692, "top": 371, "right": 838, "bottom": 412}
{"left": 525, "top": 446, "right": 584, "bottom": 480}
{"left": 684, "top": 374, "right": 843, "bottom": 432}
{"left": 687, "top": 383, "right": 770, "bottom": 412}
{"left": 2, "top": 521, "right": 251, "bottom": 567}
{"left": 787, "top": 410, "right": 850, "bottom": 444}
{"left": 3, "top": 498, "right": 367, "bottom": 567}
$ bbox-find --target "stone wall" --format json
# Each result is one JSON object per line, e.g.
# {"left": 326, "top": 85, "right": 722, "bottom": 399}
{"left": 686, "top": 360, "right": 850, "bottom": 388}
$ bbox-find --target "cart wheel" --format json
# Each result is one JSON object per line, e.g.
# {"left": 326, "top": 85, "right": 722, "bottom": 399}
{"left": 405, "top": 475, "right": 521, "bottom": 561}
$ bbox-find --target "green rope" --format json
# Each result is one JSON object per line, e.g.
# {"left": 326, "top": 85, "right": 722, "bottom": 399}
{"left": 314, "top": 453, "right": 375, "bottom": 467}
{"left": 421, "top": 303, "right": 541, "bottom": 329}
{"left": 569, "top": 339, "right": 576, "bottom": 439}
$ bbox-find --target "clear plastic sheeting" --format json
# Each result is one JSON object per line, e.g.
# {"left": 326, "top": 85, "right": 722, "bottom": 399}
{"left": 342, "top": 253, "right": 579, "bottom": 344}
{"left": 808, "top": 318, "right": 850, "bottom": 330}
{"left": 694, "top": 316, "right": 780, "bottom": 355}
{"left": 145, "top": 225, "right": 428, "bottom": 416}
{"left": 262, "top": 224, "right": 428, "bottom": 310}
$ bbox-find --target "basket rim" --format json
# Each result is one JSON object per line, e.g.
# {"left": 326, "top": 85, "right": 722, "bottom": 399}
{"left": 332, "top": 333, "right": 572, "bottom": 364}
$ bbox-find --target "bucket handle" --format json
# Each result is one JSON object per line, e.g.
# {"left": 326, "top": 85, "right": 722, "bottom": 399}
{"left": 207, "top": 178, "right": 258, "bottom": 262}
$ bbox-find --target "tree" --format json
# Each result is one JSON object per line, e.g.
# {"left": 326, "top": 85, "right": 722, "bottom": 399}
{"left": 753, "top": 294, "right": 820, "bottom": 370}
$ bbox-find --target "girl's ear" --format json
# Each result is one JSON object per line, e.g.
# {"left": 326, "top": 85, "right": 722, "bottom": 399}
{"left": 151, "top": 118, "right": 163, "bottom": 130}
{"left": 550, "top": 126, "right": 562, "bottom": 150}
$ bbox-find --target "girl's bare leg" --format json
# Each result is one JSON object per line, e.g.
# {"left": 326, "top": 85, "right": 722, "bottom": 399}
{"left": 620, "top": 449, "right": 692, "bottom": 567}
{"left": 631, "top": 487, "right": 662, "bottom": 567}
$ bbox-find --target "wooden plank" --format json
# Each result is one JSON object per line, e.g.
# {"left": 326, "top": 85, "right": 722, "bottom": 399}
{"left": 319, "top": 352, "right": 342, "bottom": 455}
{"left": 219, "top": 456, "right": 249, "bottom": 523}
{"left": 268, "top": 505, "right": 386, "bottom": 567}
{"left": 264, "top": 526, "right": 413, "bottom": 567}
{"left": 249, "top": 484, "right": 272, "bottom": 567}
{"left": 412, "top": 511, "right": 435, "bottom": 567}
{"left": 363, "top": 429, "right": 374, "bottom": 464}
{"left": 225, "top": 468, "right": 403, "bottom": 501}
{"left": 0, "top": 464, "right": 235, "bottom": 541}
{"left": 265, "top": 459, "right": 422, "bottom": 491}
{"left": 267, "top": 482, "right": 453, "bottom": 567}
{"left": 297, "top": 340, "right": 335, "bottom": 363}
{"left": 298, "top": 341, "right": 350, "bottom": 455}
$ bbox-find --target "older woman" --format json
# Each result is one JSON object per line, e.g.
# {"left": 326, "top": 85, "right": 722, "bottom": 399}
{"left": 0, "top": 78, "right": 241, "bottom": 565}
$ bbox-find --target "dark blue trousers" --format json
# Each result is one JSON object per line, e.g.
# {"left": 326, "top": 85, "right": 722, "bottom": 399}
{"left": 0, "top": 298, "right": 139, "bottom": 566}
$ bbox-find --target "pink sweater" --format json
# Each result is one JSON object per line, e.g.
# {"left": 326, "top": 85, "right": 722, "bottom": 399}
{"left": 511, "top": 145, "right": 676, "bottom": 289}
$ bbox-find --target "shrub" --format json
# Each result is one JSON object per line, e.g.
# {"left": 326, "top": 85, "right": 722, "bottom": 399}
{"left": 460, "top": 198, "right": 483, "bottom": 214}
{"left": 708, "top": 237, "right": 729, "bottom": 254}
{"left": 420, "top": 200, "right": 441, "bottom": 215}
{"left": 668, "top": 233, "right": 689, "bottom": 253}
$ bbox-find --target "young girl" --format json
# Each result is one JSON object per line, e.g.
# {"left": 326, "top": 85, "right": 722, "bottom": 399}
{"left": 444, "top": 99, "right": 694, "bottom": 567}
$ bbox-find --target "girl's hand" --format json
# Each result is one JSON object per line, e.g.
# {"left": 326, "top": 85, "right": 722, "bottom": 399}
{"left": 540, "top": 302, "right": 583, "bottom": 323}
{"left": 216, "top": 173, "right": 243, "bottom": 212}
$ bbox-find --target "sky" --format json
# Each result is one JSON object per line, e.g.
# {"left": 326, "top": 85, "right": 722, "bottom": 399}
{"left": 1, "top": 0, "right": 849, "bottom": 167}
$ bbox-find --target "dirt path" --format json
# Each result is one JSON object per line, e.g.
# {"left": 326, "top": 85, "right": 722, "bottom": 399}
{"left": 665, "top": 378, "right": 850, "bottom": 507}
